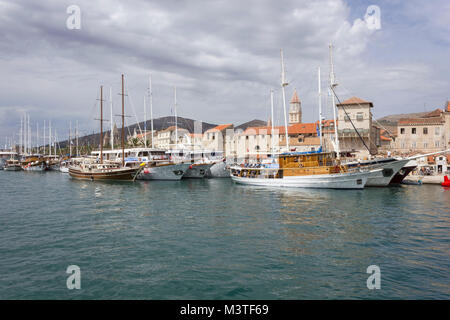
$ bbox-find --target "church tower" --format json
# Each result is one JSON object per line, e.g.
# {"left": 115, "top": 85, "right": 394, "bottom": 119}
{"left": 289, "top": 90, "right": 302, "bottom": 124}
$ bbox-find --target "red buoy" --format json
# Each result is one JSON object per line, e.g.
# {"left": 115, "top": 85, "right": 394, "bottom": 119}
{"left": 442, "top": 176, "right": 450, "bottom": 187}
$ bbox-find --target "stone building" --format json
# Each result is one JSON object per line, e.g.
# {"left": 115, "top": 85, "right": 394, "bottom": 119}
{"left": 394, "top": 104, "right": 450, "bottom": 155}
{"left": 336, "top": 96, "right": 380, "bottom": 158}
{"left": 288, "top": 90, "right": 302, "bottom": 125}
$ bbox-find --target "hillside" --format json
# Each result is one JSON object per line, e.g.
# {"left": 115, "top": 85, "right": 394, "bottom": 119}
{"left": 58, "top": 116, "right": 217, "bottom": 149}
{"left": 235, "top": 119, "right": 267, "bottom": 131}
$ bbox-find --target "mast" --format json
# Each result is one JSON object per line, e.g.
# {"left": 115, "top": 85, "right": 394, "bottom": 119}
{"left": 100, "top": 85, "right": 103, "bottom": 163}
{"left": 174, "top": 86, "right": 178, "bottom": 149}
{"left": 36, "top": 122, "right": 39, "bottom": 154}
{"left": 43, "top": 120, "right": 46, "bottom": 155}
{"left": 149, "top": 75, "right": 154, "bottom": 148}
{"left": 318, "top": 67, "right": 323, "bottom": 149}
{"left": 54, "top": 129, "right": 57, "bottom": 156}
{"left": 49, "top": 120, "right": 51, "bottom": 156}
{"left": 329, "top": 43, "right": 340, "bottom": 159}
{"left": 143, "top": 94, "right": 147, "bottom": 147}
{"left": 20, "top": 115, "right": 22, "bottom": 155}
{"left": 69, "top": 121, "right": 72, "bottom": 157}
{"left": 28, "top": 114, "right": 30, "bottom": 155}
{"left": 121, "top": 74, "right": 125, "bottom": 167}
{"left": 76, "top": 120, "right": 79, "bottom": 156}
{"left": 110, "top": 87, "right": 114, "bottom": 150}
{"left": 270, "top": 89, "right": 275, "bottom": 154}
{"left": 280, "top": 49, "right": 290, "bottom": 152}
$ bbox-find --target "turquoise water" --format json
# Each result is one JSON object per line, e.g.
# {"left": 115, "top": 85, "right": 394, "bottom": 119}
{"left": 0, "top": 171, "right": 449, "bottom": 299}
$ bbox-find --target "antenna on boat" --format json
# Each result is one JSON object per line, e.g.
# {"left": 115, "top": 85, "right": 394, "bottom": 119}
{"left": 329, "top": 43, "right": 340, "bottom": 159}
{"left": 280, "top": 49, "right": 290, "bottom": 153}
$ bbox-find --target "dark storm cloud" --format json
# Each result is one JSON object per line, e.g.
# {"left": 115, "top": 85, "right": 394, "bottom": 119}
{"left": 0, "top": 0, "right": 449, "bottom": 146}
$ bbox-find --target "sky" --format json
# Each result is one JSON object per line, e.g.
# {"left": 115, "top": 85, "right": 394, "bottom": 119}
{"left": 0, "top": 0, "right": 449, "bottom": 146}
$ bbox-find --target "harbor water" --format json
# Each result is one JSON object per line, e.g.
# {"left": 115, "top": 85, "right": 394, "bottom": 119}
{"left": 0, "top": 171, "right": 449, "bottom": 299}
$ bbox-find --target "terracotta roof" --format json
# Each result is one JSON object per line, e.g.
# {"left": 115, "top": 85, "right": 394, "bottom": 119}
{"left": 290, "top": 90, "right": 300, "bottom": 104}
{"left": 288, "top": 123, "right": 316, "bottom": 134}
{"left": 337, "top": 96, "right": 373, "bottom": 107}
{"left": 189, "top": 133, "right": 202, "bottom": 138}
{"left": 242, "top": 123, "right": 317, "bottom": 136}
{"left": 159, "top": 126, "right": 176, "bottom": 133}
{"left": 242, "top": 126, "right": 284, "bottom": 135}
{"left": 423, "top": 109, "right": 442, "bottom": 118}
{"left": 398, "top": 117, "right": 444, "bottom": 125}
{"left": 206, "top": 124, "right": 233, "bottom": 132}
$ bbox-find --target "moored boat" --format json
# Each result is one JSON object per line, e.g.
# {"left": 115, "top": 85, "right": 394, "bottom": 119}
{"left": 231, "top": 151, "right": 371, "bottom": 189}
{"left": 346, "top": 158, "right": 410, "bottom": 187}
{"left": 69, "top": 77, "right": 144, "bottom": 182}
{"left": 3, "top": 159, "right": 22, "bottom": 171}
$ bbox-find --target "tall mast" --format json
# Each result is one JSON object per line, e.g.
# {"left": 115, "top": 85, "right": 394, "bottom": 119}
{"left": 318, "top": 67, "right": 323, "bottom": 149}
{"left": 76, "top": 120, "right": 79, "bottom": 156}
{"left": 143, "top": 94, "right": 147, "bottom": 147}
{"left": 121, "top": 74, "right": 125, "bottom": 167}
{"left": 149, "top": 75, "right": 154, "bottom": 148}
{"left": 20, "top": 115, "right": 23, "bottom": 155}
{"left": 280, "top": 49, "right": 290, "bottom": 152}
{"left": 28, "top": 114, "right": 30, "bottom": 155}
{"left": 49, "top": 120, "right": 51, "bottom": 156}
{"left": 36, "top": 122, "right": 39, "bottom": 154}
{"left": 69, "top": 121, "right": 72, "bottom": 157}
{"left": 100, "top": 85, "right": 103, "bottom": 163}
{"left": 43, "top": 120, "right": 46, "bottom": 155}
{"left": 174, "top": 86, "right": 178, "bottom": 149}
{"left": 329, "top": 43, "right": 340, "bottom": 159}
{"left": 270, "top": 89, "right": 275, "bottom": 154}
{"left": 54, "top": 129, "right": 57, "bottom": 156}
{"left": 110, "top": 87, "right": 114, "bottom": 150}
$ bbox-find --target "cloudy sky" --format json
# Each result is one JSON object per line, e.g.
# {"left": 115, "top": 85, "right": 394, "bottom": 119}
{"left": 0, "top": 0, "right": 449, "bottom": 145}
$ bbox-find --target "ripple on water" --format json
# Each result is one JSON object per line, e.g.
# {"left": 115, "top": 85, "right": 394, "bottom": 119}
{"left": 0, "top": 173, "right": 449, "bottom": 299}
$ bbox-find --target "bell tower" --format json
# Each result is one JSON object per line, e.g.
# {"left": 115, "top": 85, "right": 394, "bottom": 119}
{"left": 289, "top": 90, "right": 302, "bottom": 124}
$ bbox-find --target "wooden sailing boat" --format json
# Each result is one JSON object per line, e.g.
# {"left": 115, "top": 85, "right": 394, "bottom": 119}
{"left": 230, "top": 50, "right": 372, "bottom": 189}
{"left": 69, "top": 75, "right": 144, "bottom": 181}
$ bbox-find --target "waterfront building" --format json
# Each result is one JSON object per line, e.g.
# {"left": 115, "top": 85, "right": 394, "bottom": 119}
{"left": 393, "top": 103, "right": 450, "bottom": 155}
{"left": 156, "top": 126, "right": 189, "bottom": 149}
{"left": 336, "top": 97, "right": 380, "bottom": 158}
{"left": 202, "top": 124, "right": 234, "bottom": 153}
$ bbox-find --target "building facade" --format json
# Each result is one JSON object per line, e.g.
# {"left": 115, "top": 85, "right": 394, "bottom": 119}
{"left": 336, "top": 96, "right": 379, "bottom": 158}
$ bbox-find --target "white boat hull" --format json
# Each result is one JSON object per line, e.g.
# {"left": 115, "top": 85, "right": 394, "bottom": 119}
{"left": 231, "top": 171, "right": 370, "bottom": 189}
{"left": 60, "top": 167, "right": 69, "bottom": 173}
{"left": 183, "top": 163, "right": 214, "bottom": 179}
{"left": 137, "top": 163, "right": 189, "bottom": 181}
{"left": 365, "top": 159, "right": 410, "bottom": 187}
{"left": 206, "top": 161, "right": 230, "bottom": 178}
